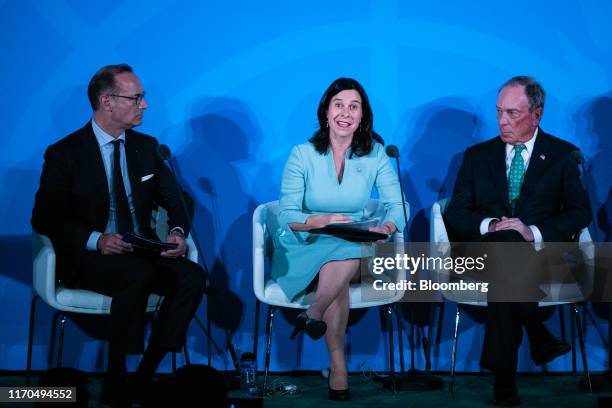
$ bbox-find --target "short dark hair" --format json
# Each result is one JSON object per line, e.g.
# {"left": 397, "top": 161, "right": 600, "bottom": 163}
{"left": 499, "top": 76, "right": 545, "bottom": 112}
{"left": 87, "top": 64, "right": 133, "bottom": 110}
{"left": 309, "top": 77, "right": 384, "bottom": 157}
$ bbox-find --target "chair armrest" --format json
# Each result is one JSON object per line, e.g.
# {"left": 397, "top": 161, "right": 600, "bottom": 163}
{"left": 32, "top": 232, "right": 58, "bottom": 306}
{"left": 252, "top": 204, "right": 268, "bottom": 302}
{"left": 185, "top": 235, "right": 198, "bottom": 264}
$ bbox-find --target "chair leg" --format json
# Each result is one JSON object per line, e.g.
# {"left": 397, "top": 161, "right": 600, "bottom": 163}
{"left": 183, "top": 341, "right": 191, "bottom": 365}
{"left": 558, "top": 304, "right": 567, "bottom": 343}
{"left": 57, "top": 314, "right": 67, "bottom": 368}
{"left": 572, "top": 304, "right": 592, "bottom": 393}
{"left": 253, "top": 299, "right": 260, "bottom": 360}
{"left": 395, "top": 304, "right": 405, "bottom": 373}
{"left": 263, "top": 306, "right": 276, "bottom": 394}
{"left": 386, "top": 305, "right": 396, "bottom": 395}
{"left": 172, "top": 352, "right": 177, "bottom": 374}
{"left": 26, "top": 295, "right": 40, "bottom": 385}
{"left": 449, "top": 305, "right": 461, "bottom": 395}
{"left": 570, "top": 306, "right": 577, "bottom": 372}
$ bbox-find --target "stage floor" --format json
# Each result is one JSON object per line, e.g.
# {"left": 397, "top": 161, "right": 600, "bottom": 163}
{"left": 0, "top": 371, "right": 603, "bottom": 407}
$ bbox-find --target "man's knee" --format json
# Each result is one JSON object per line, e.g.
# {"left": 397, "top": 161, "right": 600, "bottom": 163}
{"left": 176, "top": 261, "right": 206, "bottom": 296}
{"left": 115, "top": 255, "right": 157, "bottom": 289}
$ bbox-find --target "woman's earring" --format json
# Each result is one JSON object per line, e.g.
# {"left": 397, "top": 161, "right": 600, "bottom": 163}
{"left": 326, "top": 121, "right": 329, "bottom": 128}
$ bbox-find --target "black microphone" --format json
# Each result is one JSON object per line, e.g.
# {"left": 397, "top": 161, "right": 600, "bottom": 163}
{"left": 569, "top": 149, "right": 599, "bottom": 242}
{"left": 157, "top": 144, "right": 171, "bottom": 161}
{"left": 156, "top": 143, "right": 241, "bottom": 370}
{"left": 570, "top": 149, "right": 585, "bottom": 165}
{"left": 385, "top": 145, "right": 399, "bottom": 158}
{"left": 385, "top": 144, "right": 409, "bottom": 228}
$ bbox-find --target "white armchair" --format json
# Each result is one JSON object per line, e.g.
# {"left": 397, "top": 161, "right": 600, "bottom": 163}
{"left": 253, "top": 199, "right": 407, "bottom": 391}
{"left": 26, "top": 206, "right": 199, "bottom": 376}
{"left": 430, "top": 198, "right": 594, "bottom": 394}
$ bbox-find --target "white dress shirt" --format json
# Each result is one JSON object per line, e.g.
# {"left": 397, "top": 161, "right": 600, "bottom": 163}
{"left": 479, "top": 128, "right": 544, "bottom": 249}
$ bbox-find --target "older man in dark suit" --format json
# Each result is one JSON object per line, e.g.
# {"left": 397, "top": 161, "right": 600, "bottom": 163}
{"left": 444, "top": 76, "right": 591, "bottom": 406}
{"left": 32, "top": 64, "right": 204, "bottom": 407}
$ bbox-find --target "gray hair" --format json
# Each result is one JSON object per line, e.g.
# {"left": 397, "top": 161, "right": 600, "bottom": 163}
{"left": 499, "top": 76, "right": 545, "bottom": 112}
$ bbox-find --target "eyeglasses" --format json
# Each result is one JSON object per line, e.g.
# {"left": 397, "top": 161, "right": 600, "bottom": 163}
{"left": 107, "top": 92, "right": 146, "bottom": 106}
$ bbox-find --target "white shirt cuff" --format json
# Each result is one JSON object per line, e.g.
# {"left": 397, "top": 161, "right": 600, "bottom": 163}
{"left": 170, "top": 226, "right": 185, "bottom": 237}
{"left": 529, "top": 225, "right": 544, "bottom": 251}
{"left": 480, "top": 218, "right": 498, "bottom": 235}
{"left": 87, "top": 231, "right": 102, "bottom": 251}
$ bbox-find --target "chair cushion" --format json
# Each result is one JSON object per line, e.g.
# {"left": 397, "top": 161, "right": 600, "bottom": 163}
{"left": 55, "top": 288, "right": 163, "bottom": 314}
{"left": 262, "top": 281, "right": 400, "bottom": 309}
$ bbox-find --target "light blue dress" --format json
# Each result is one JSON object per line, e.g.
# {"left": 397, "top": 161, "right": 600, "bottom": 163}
{"left": 271, "top": 141, "right": 407, "bottom": 301}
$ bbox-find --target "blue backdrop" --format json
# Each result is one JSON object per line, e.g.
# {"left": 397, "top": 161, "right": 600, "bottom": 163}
{"left": 1, "top": 0, "right": 611, "bottom": 374}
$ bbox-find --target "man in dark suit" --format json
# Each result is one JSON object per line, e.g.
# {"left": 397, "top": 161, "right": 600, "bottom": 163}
{"left": 32, "top": 64, "right": 205, "bottom": 407}
{"left": 444, "top": 76, "right": 591, "bottom": 406}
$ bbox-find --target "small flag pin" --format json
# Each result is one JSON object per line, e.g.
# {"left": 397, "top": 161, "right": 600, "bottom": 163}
{"left": 540, "top": 154, "right": 546, "bottom": 160}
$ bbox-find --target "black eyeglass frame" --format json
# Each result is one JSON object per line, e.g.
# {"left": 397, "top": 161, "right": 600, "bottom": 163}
{"left": 106, "top": 92, "right": 146, "bottom": 105}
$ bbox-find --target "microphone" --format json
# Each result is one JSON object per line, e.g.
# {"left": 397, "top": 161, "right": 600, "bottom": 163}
{"left": 569, "top": 149, "right": 599, "bottom": 242}
{"left": 385, "top": 145, "right": 399, "bottom": 158}
{"left": 157, "top": 144, "right": 171, "bottom": 161}
{"left": 385, "top": 144, "right": 409, "bottom": 228}
{"left": 570, "top": 149, "right": 585, "bottom": 165}
{"left": 156, "top": 143, "right": 206, "bottom": 271}
{"left": 156, "top": 143, "right": 241, "bottom": 370}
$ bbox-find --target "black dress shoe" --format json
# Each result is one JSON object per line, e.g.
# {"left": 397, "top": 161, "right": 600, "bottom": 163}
{"left": 291, "top": 312, "right": 327, "bottom": 340}
{"left": 328, "top": 376, "right": 350, "bottom": 401}
{"left": 532, "top": 340, "right": 571, "bottom": 365}
{"left": 493, "top": 385, "right": 520, "bottom": 406}
{"left": 100, "top": 375, "right": 131, "bottom": 407}
{"left": 130, "top": 373, "right": 154, "bottom": 405}
{"left": 329, "top": 387, "right": 350, "bottom": 401}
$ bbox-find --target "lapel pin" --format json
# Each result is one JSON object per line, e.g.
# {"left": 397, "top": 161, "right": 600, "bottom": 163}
{"left": 539, "top": 154, "right": 546, "bottom": 160}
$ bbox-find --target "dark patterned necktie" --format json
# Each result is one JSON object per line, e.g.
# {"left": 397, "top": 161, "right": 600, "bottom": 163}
{"left": 111, "top": 140, "right": 133, "bottom": 234}
{"left": 508, "top": 144, "right": 526, "bottom": 210}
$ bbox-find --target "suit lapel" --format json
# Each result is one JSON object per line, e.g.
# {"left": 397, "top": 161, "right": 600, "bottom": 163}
{"left": 515, "top": 129, "right": 549, "bottom": 212}
{"left": 486, "top": 137, "right": 512, "bottom": 213}
{"left": 82, "top": 122, "right": 110, "bottom": 206}
{"left": 124, "top": 131, "right": 142, "bottom": 209}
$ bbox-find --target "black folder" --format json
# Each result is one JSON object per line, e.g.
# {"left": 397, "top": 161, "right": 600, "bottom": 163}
{"left": 122, "top": 232, "right": 179, "bottom": 251}
{"left": 310, "top": 223, "right": 388, "bottom": 242}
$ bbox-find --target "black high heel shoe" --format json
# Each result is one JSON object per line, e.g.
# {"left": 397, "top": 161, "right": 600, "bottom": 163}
{"left": 328, "top": 376, "right": 350, "bottom": 401}
{"left": 290, "top": 312, "right": 327, "bottom": 340}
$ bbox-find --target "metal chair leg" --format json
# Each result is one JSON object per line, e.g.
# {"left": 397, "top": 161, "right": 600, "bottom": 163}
{"left": 26, "top": 295, "right": 40, "bottom": 385}
{"left": 386, "top": 305, "right": 396, "bottom": 395}
{"left": 395, "top": 304, "right": 405, "bottom": 373}
{"left": 263, "top": 306, "right": 276, "bottom": 394}
{"left": 572, "top": 304, "right": 592, "bottom": 393}
{"left": 57, "top": 314, "right": 67, "bottom": 367}
{"left": 253, "top": 299, "right": 260, "bottom": 360}
{"left": 570, "top": 305, "right": 577, "bottom": 372}
{"left": 449, "top": 305, "right": 461, "bottom": 395}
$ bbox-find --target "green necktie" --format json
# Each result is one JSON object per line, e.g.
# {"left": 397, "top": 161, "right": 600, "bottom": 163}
{"left": 508, "top": 144, "right": 526, "bottom": 209}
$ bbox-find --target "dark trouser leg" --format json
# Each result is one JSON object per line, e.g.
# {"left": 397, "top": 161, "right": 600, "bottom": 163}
{"left": 138, "top": 257, "right": 205, "bottom": 375}
{"left": 480, "top": 230, "right": 531, "bottom": 379}
{"left": 78, "top": 253, "right": 158, "bottom": 367}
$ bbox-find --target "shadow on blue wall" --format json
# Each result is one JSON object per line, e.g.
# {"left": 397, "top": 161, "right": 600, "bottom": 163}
{"left": 395, "top": 101, "right": 483, "bottom": 366}
{"left": 574, "top": 94, "right": 612, "bottom": 330}
{"left": 175, "top": 98, "right": 272, "bottom": 364}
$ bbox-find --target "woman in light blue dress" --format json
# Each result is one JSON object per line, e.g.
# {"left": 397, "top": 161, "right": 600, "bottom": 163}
{"left": 272, "top": 78, "right": 407, "bottom": 400}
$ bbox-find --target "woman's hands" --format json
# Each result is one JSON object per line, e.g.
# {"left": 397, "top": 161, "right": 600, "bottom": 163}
{"left": 369, "top": 221, "right": 397, "bottom": 236}
{"left": 288, "top": 214, "right": 352, "bottom": 231}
